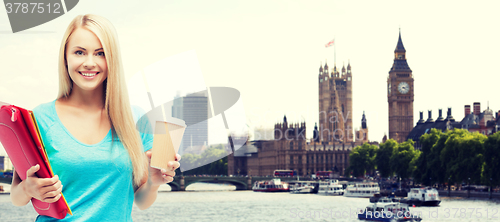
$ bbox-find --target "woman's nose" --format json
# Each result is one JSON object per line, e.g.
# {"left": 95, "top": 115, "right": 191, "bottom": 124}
{"left": 83, "top": 55, "right": 96, "bottom": 69}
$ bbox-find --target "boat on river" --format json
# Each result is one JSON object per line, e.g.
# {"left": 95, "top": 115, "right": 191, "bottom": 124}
{"left": 358, "top": 197, "right": 422, "bottom": 221}
{"left": 289, "top": 181, "right": 317, "bottom": 194}
{"left": 344, "top": 182, "right": 380, "bottom": 198}
{"left": 317, "top": 179, "right": 344, "bottom": 195}
{"left": 252, "top": 179, "right": 289, "bottom": 192}
{"left": 400, "top": 187, "right": 440, "bottom": 206}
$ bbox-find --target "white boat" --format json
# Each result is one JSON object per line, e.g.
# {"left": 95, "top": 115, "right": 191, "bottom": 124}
{"left": 317, "top": 179, "right": 344, "bottom": 195}
{"left": 358, "top": 197, "right": 422, "bottom": 221}
{"left": 289, "top": 181, "right": 316, "bottom": 194}
{"left": 402, "top": 187, "right": 441, "bottom": 206}
{"left": 344, "top": 182, "right": 380, "bottom": 198}
{"left": 252, "top": 179, "right": 289, "bottom": 192}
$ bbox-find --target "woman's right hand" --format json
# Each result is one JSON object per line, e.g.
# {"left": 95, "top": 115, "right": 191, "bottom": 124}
{"left": 22, "top": 164, "right": 63, "bottom": 203}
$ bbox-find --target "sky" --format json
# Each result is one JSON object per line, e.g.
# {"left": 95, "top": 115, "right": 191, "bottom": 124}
{"left": 1, "top": 0, "right": 500, "bottom": 156}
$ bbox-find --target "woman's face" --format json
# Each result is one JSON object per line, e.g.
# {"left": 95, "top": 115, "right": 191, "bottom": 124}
{"left": 65, "top": 27, "right": 108, "bottom": 93}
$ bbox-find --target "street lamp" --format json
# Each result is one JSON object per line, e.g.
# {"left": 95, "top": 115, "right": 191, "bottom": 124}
{"left": 468, "top": 177, "right": 471, "bottom": 198}
{"left": 399, "top": 177, "right": 401, "bottom": 191}
{"left": 448, "top": 177, "right": 451, "bottom": 197}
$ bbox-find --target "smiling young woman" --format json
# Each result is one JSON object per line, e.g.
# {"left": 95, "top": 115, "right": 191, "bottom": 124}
{"left": 65, "top": 27, "right": 108, "bottom": 94}
{"left": 10, "top": 14, "right": 180, "bottom": 221}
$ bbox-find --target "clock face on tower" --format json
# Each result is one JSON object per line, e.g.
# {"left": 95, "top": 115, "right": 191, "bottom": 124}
{"left": 398, "top": 82, "right": 409, "bottom": 94}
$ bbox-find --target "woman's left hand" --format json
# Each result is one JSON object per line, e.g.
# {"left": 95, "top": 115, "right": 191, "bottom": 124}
{"left": 145, "top": 151, "right": 181, "bottom": 186}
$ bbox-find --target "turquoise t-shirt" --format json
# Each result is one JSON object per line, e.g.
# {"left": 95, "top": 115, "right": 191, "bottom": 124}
{"left": 33, "top": 100, "right": 153, "bottom": 222}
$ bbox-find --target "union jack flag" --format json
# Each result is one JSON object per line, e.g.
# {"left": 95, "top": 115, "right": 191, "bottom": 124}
{"left": 325, "top": 39, "right": 334, "bottom": 48}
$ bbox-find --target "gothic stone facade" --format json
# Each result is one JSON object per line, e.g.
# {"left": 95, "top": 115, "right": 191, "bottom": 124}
{"left": 318, "top": 62, "right": 353, "bottom": 143}
{"left": 227, "top": 117, "right": 373, "bottom": 177}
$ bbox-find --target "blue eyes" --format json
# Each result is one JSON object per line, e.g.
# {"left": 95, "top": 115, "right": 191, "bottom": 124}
{"left": 74, "top": 50, "right": 105, "bottom": 57}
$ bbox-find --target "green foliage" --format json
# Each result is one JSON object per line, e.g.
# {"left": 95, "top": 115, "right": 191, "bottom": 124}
{"left": 440, "top": 129, "right": 486, "bottom": 185}
{"left": 412, "top": 128, "right": 499, "bottom": 187}
{"left": 481, "top": 132, "right": 500, "bottom": 186}
{"left": 414, "top": 129, "right": 442, "bottom": 185}
{"left": 390, "top": 139, "right": 418, "bottom": 180}
{"left": 347, "top": 143, "right": 377, "bottom": 177}
{"left": 180, "top": 144, "right": 229, "bottom": 176}
{"left": 345, "top": 128, "right": 500, "bottom": 187}
{"left": 376, "top": 139, "right": 397, "bottom": 178}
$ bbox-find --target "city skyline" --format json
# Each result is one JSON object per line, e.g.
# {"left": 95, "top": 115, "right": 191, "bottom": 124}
{"left": 1, "top": 0, "right": 500, "bottom": 156}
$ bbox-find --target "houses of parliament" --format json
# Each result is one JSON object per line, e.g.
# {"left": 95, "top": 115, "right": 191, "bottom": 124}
{"left": 227, "top": 32, "right": 413, "bottom": 176}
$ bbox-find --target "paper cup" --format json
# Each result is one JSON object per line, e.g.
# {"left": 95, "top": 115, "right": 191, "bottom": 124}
{"left": 151, "top": 119, "right": 186, "bottom": 170}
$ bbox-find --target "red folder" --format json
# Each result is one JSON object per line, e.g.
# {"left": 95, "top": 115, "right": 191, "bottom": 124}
{"left": 0, "top": 104, "right": 72, "bottom": 219}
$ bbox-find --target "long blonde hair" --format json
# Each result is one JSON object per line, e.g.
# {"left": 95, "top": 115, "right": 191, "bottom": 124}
{"left": 57, "top": 14, "right": 147, "bottom": 187}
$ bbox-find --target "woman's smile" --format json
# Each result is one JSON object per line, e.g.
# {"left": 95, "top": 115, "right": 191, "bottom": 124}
{"left": 79, "top": 71, "right": 100, "bottom": 78}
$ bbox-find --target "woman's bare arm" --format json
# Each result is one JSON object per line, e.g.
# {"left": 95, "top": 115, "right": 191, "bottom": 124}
{"left": 10, "top": 165, "right": 62, "bottom": 206}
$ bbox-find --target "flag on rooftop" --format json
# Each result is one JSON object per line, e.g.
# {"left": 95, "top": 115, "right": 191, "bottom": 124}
{"left": 325, "top": 39, "right": 334, "bottom": 48}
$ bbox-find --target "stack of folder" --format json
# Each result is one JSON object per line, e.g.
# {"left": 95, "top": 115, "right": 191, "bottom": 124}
{"left": 0, "top": 103, "right": 71, "bottom": 219}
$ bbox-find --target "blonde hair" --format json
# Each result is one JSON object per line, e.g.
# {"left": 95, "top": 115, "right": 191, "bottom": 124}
{"left": 58, "top": 14, "right": 147, "bottom": 187}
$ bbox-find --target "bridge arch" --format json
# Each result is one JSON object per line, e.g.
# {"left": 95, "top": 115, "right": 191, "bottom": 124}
{"left": 168, "top": 181, "right": 181, "bottom": 191}
{"left": 185, "top": 179, "right": 246, "bottom": 190}
{"left": 183, "top": 177, "right": 249, "bottom": 190}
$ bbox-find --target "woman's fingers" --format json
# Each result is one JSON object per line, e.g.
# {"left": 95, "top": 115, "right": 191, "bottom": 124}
{"left": 43, "top": 185, "right": 63, "bottom": 200}
{"left": 44, "top": 193, "right": 62, "bottom": 203}
{"left": 37, "top": 175, "right": 59, "bottom": 187}
{"left": 26, "top": 164, "right": 40, "bottom": 178}
{"left": 162, "top": 174, "right": 174, "bottom": 183}
{"left": 160, "top": 168, "right": 175, "bottom": 177}
{"left": 39, "top": 180, "right": 62, "bottom": 196}
{"left": 146, "top": 150, "right": 152, "bottom": 159}
{"left": 23, "top": 173, "right": 63, "bottom": 202}
{"left": 167, "top": 161, "right": 180, "bottom": 170}
{"left": 156, "top": 167, "right": 175, "bottom": 183}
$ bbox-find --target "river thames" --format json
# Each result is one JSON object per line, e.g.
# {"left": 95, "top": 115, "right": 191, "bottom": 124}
{"left": 1, "top": 183, "right": 500, "bottom": 221}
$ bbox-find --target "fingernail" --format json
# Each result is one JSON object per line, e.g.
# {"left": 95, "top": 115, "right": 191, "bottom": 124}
{"left": 161, "top": 169, "right": 166, "bottom": 173}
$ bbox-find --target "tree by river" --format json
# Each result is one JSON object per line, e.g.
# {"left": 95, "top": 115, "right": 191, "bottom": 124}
{"left": 347, "top": 143, "right": 377, "bottom": 177}
{"left": 412, "top": 129, "right": 500, "bottom": 188}
{"left": 176, "top": 144, "right": 228, "bottom": 176}
{"left": 348, "top": 139, "right": 420, "bottom": 180}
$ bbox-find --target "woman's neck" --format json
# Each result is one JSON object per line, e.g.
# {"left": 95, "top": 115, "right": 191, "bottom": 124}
{"left": 64, "top": 85, "right": 106, "bottom": 110}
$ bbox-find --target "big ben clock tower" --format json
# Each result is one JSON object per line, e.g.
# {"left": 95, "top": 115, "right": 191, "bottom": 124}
{"left": 388, "top": 31, "right": 414, "bottom": 143}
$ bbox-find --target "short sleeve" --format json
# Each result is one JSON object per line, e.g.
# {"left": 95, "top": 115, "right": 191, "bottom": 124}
{"left": 131, "top": 106, "right": 153, "bottom": 152}
{"left": 32, "top": 100, "right": 58, "bottom": 147}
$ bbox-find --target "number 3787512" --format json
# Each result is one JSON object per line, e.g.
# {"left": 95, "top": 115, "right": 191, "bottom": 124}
{"left": 5, "top": 2, "right": 62, "bottom": 14}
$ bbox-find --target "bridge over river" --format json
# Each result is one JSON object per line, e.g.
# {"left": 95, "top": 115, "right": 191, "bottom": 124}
{"left": 1, "top": 176, "right": 365, "bottom": 191}
{"left": 0, "top": 176, "right": 302, "bottom": 191}
{"left": 168, "top": 176, "right": 302, "bottom": 191}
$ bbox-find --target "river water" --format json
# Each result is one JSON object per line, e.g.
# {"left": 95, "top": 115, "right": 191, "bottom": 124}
{"left": 1, "top": 183, "right": 500, "bottom": 221}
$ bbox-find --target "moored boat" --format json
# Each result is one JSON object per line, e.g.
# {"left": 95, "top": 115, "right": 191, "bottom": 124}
{"left": 289, "top": 181, "right": 317, "bottom": 194}
{"left": 317, "top": 179, "right": 344, "bottom": 195}
{"left": 344, "top": 182, "right": 380, "bottom": 198}
{"left": 252, "top": 179, "right": 289, "bottom": 192}
{"left": 400, "top": 187, "right": 440, "bottom": 206}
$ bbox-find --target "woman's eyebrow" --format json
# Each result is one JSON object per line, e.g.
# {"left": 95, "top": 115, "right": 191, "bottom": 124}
{"left": 73, "top": 46, "right": 104, "bottom": 51}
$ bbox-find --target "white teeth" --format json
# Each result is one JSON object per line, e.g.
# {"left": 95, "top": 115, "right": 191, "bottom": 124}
{"left": 81, "top": 72, "right": 97, "bottom": 77}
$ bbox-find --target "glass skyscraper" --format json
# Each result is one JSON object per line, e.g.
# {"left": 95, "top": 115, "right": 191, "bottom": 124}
{"left": 172, "top": 91, "right": 208, "bottom": 154}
